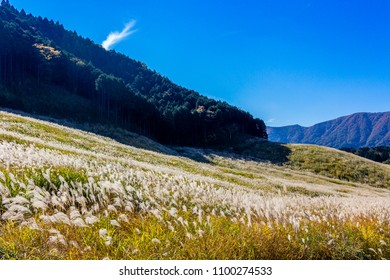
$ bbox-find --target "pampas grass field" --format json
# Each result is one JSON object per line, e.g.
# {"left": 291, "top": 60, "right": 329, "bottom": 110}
{"left": 0, "top": 110, "right": 389, "bottom": 260}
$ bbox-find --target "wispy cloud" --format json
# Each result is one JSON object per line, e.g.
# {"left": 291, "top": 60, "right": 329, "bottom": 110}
{"left": 102, "top": 20, "right": 137, "bottom": 50}
{"left": 265, "top": 118, "right": 276, "bottom": 124}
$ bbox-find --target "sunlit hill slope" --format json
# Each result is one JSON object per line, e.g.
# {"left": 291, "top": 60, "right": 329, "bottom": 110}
{"left": 0, "top": 110, "right": 390, "bottom": 260}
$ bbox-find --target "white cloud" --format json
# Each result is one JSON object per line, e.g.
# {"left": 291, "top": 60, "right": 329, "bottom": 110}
{"left": 102, "top": 20, "right": 137, "bottom": 50}
{"left": 265, "top": 118, "right": 276, "bottom": 124}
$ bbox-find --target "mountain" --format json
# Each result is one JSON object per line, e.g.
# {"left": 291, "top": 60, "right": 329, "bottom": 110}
{"left": 267, "top": 112, "right": 390, "bottom": 148}
{"left": 0, "top": 1, "right": 267, "bottom": 147}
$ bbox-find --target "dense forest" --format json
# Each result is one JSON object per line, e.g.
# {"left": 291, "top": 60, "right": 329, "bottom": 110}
{"left": 0, "top": 0, "right": 267, "bottom": 146}
{"left": 341, "top": 146, "right": 390, "bottom": 165}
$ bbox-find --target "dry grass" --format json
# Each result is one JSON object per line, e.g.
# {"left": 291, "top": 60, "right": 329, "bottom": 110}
{"left": 1, "top": 209, "right": 389, "bottom": 260}
{"left": 0, "top": 110, "right": 390, "bottom": 260}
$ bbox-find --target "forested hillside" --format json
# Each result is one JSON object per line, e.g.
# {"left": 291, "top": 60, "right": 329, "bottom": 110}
{"left": 341, "top": 146, "right": 390, "bottom": 165}
{"left": 0, "top": 0, "right": 267, "bottom": 146}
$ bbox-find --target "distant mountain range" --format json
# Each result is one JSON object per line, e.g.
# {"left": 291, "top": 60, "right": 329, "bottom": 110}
{"left": 267, "top": 112, "right": 390, "bottom": 148}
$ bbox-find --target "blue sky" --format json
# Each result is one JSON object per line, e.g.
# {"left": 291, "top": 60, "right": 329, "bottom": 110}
{"left": 10, "top": 0, "right": 390, "bottom": 127}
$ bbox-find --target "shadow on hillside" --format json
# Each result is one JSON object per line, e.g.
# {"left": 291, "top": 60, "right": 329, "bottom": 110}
{"left": 171, "top": 146, "right": 213, "bottom": 164}
{"left": 173, "top": 138, "right": 292, "bottom": 165}
{"left": 229, "top": 138, "right": 292, "bottom": 165}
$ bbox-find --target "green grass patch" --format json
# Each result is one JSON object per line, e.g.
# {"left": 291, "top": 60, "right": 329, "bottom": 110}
{"left": 287, "top": 145, "right": 390, "bottom": 189}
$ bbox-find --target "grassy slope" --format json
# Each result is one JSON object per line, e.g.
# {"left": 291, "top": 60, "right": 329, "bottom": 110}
{"left": 0, "top": 110, "right": 390, "bottom": 260}
{"left": 288, "top": 144, "right": 390, "bottom": 189}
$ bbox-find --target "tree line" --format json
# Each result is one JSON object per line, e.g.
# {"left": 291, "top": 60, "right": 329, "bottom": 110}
{"left": 341, "top": 146, "right": 390, "bottom": 165}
